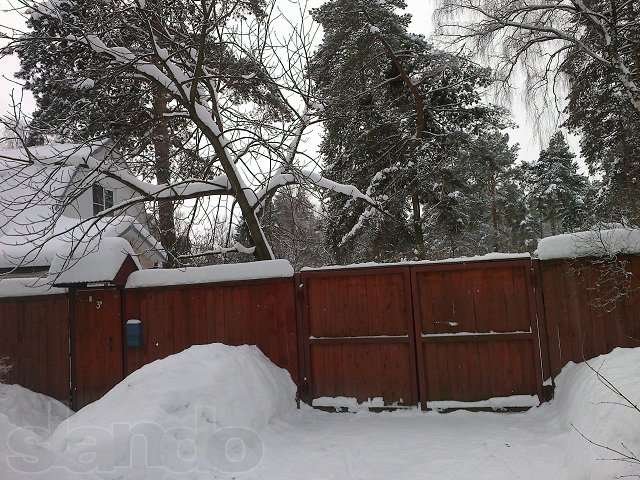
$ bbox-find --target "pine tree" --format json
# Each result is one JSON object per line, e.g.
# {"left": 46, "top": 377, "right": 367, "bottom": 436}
{"left": 466, "top": 131, "right": 522, "bottom": 252}
{"left": 311, "top": 0, "right": 502, "bottom": 263}
{"left": 422, "top": 131, "right": 526, "bottom": 258}
{"left": 525, "top": 132, "right": 589, "bottom": 237}
{"left": 495, "top": 166, "right": 530, "bottom": 252}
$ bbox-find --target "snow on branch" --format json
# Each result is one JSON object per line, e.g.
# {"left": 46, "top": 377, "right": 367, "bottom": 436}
{"left": 338, "top": 163, "right": 403, "bottom": 246}
{"left": 253, "top": 170, "right": 375, "bottom": 209}
{"left": 0, "top": 147, "right": 234, "bottom": 203}
{"left": 178, "top": 242, "right": 256, "bottom": 260}
{"left": 340, "top": 206, "right": 377, "bottom": 246}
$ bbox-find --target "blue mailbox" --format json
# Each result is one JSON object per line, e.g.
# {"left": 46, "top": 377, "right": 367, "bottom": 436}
{"left": 126, "top": 319, "right": 143, "bottom": 348}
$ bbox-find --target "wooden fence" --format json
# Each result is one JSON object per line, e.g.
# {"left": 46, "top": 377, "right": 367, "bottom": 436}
{"left": 540, "top": 255, "right": 640, "bottom": 377}
{"left": 1, "top": 255, "right": 639, "bottom": 409}
{"left": 123, "top": 278, "right": 298, "bottom": 382}
{"left": 0, "top": 293, "right": 69, "bottom": 402}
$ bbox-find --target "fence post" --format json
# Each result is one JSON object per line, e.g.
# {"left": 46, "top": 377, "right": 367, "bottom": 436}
{"left": 531, "top": 259, "right": 555, "bottom": 401}
{"left": 294, "top": 272, "right": 310, "bottom": 405}
{"left": 408, "top": 266, "right": 425, "bottom": 410}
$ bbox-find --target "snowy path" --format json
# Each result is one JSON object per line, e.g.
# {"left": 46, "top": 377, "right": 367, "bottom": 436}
{"left": 252, "top": 407, "right": 568, "bottom": 479}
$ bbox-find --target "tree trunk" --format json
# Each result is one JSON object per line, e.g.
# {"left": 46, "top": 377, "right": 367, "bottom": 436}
{"left": 550, "top": 215, "right": 558, "bottom": 236}
{"left": 489, "top": 175, "right": 499, "bottom": 252}
{"left": 152, "top": 88, "right": 178, "bottom": 267}
{"left": 412, "top": 193, "right": 425, "bottom": 259}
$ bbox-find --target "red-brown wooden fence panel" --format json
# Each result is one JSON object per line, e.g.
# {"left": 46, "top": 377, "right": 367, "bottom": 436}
{"left": 298, "top": 267, "right": 418, "bottom": 406}
{"left": 71, "top": 289, "right": 123, "bottom": 410}
{"left": 123, "top": 278, "right": 298, "bottom": 383}
{"left": 411, "top": 258, "right": 545, "bottom": 404}
{"left": 0, "top": 294, "right": 70, "bottom": 403}
{"left": 540, "top": 256, "right": 640, "bottom": 376}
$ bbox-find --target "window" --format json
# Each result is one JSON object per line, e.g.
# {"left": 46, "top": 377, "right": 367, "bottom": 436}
{"left": 92, "top": 184, "right": 114, "bottom": 215}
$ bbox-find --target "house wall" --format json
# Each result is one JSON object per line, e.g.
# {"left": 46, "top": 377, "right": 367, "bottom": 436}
{"left": 62, "top": 169, "right": 146, "bottom": 223}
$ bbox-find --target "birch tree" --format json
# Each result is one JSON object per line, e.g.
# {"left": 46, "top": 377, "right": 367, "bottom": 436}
{"left": 435, "top": 0, "right": 640, "bottom": 114}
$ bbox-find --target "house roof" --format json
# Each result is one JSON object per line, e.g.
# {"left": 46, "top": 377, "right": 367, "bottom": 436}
{"left": 0, "top": 142, "right": 165, "bottom": 271}
{"left": 0, "top": 141, "right": 107, "bottom": 163}
{"left": 0, "top": 214, "right": 163, "bottom": 270}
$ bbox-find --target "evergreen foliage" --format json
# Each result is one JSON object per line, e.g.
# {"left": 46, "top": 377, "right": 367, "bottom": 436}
{"left": 524, "top": 132, "right": 589, "bottom": 238}
{"left": 311, "top": 0, "right": 511, "bottom": 262}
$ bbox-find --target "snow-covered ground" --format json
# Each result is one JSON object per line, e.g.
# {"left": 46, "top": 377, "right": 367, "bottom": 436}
{"left": 1, "top": 344, "right": 639, "bottom": 479}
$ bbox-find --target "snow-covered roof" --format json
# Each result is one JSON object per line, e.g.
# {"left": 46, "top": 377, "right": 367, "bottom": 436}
{"left": 0, "top": 142, "right": 107, "bottom": 165}
{"left": 536, "top": 228, "right": 640, "bottom": 260}
{"left": 0, "top": 277, "right": 67, "bottom": 298}
{"left": 301, "top": 252, "right": 531, "bottom": 272}
{"left": 125, "top": 259, "right": 294, "bottom": 289}
{"left": 0, "top": 214, "right": 157, "bottom": 270}
{"left": 1, "top": 153, "right": 77, "bottom": 238}
{"left": 48, "top": 236, "right": 140, "bottom": 285}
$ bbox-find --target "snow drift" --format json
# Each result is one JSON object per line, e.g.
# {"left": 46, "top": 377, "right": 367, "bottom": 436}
{"left": 548, "top": 347, "right": 640, "bottom": 479}
{"left": 0, "top": 383, "right": 72, "bottom": 433}
{"left": 2, "top": 346, "right": 640, "bottom": 479}
{"left": 48, "top": 344, "right": 296, "bottom": 475}
{"left": 0, "top": 384, "right": 73, "bottom": 479}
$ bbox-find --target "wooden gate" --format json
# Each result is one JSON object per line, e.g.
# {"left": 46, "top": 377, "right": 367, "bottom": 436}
{"left": 72, "top": 289, "right": 123, "bottom": 410}
{"left": 298, "top": 266, "right": 418, "bottom": 406}
{"left": 299, "top": 258, "right": 545, "bottom": 408}
{"left": 412, "top": 258, "right": 544, "bottom": 405}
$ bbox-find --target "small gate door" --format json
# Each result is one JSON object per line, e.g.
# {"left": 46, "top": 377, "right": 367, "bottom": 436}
{"left": 72, "top": 288, "right": 123, "bottom": 410}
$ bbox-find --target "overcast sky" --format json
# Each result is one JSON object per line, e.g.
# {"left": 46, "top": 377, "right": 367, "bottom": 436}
{"left": 0, "top": 0, "right": 578, "bottom": 164}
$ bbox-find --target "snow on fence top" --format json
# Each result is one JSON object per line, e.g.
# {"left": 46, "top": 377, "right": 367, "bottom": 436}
{"left": 301, "top": 252, "right": 531, "bottom": 271}
{"left": 536, "top": 228, "right": 640, "bottom": 260}
{"left": 125, "top": 259, "right": 294, "bottom": 289}
{"left": 49, "top": 237, "right": 140, "bottom": 285}
{"left": 0, "top": 277, "right": 67, "bottom": 298}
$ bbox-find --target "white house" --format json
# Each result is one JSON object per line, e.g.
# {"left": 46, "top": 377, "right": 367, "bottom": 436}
{"left": 0, "top": 142, "right": 166, "bottom": 276}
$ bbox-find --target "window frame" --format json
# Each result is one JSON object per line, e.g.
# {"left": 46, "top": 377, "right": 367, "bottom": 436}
{"left": 92, "top": 184, "right": 114, "bottom": 216}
